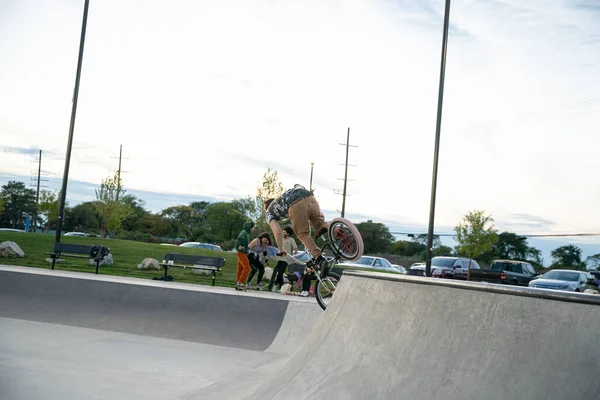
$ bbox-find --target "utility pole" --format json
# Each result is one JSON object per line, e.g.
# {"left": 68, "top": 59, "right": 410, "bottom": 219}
{"left": 334, "top": 127, "right": 357, "bottom": 217}
{"left": 425, "top": 0, "right": 452, "bottom": 277}
{"left": 109, "top": 144, "right": 128, "bottom": 202}
{"left": 309, "top": 162, "right": 314, "bottom": 191}
{"left": 30, "top": 150, "right": 47, "bottom": 233}
{"left": 116, "top": 144, "right": 122, "bottom": 201}
{"left": 34, "top": 150, "right": 42, "bottom": 232}
{"left": 55, "top": 0, "right": 90, "bottom": 244}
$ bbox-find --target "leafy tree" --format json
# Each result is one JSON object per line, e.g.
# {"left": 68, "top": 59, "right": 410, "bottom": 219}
{"left": 65, "top": 202, "right": 100, "bottom": 233}
{"left": 201, "top": 202, "right": 249, "bottom": 243}
{"left": 190, "top": 201, "right": 210, "bottom": 222}
{"left": 414, "top": 234, "right": 441, "bottom": 249}
{"left": 551, "top": 245, "right": 583, "bottom": 269}
{"left": 0, "top": 197, "right": 5, "bottom": 214}
{"left": 493, "top": 232, "right": 529, "bottom": 260}
{"left": 254, "top": 168, "right": 284, "bottom": 233}
{"left": 0, "top": 181, "right": 36, "bottom": 229}
{"left": 231, "top": 197, "right": 256, "bottom": 220}
{"left": 527, "top": 247, "right": 543, "bottom": 266}
{"left": 405, "top": 241, "right": 427, "bottom": 257}
{"left": 161, "top": 205, "right": 200, "bottom": 238}
{"left": 120, "top": 195, "right": 150, "bottom": 232}
{"left": 38, "top": 190, "right": 62, "bottom": 231}
{"left": 93, "top": 173, "right": 133, "bottom": 237}
{"left": 433, "top": 245, "right": 454, "bottom": 257}
{"left": 454, "top": 210, "right": 498, "bottom": 280}
{"left": 390, "top": 240, "right": 409, "bottom": 256}
{"left": 356, "top": 221, "right": 394, "bottom": 254}
{"left": 391, "top": 240, "right": 427, "bottom": 257}
{"left": 139, "top": 214, "right": 172, "bottom": 237}
{"left": 586, "top": 254, "right": 600, "bottom": 270}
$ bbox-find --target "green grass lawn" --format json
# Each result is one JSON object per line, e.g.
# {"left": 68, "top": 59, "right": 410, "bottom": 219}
{"left": 0, "top": 232, "right": 239, "bottom": 288}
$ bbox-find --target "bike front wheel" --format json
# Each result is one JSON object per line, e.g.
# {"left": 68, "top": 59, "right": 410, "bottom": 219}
{"left": 328, "top": 217, "right": 364, "bottom": 262}
{"left": 315, "top": 271, "right": 341, "bottom": 311}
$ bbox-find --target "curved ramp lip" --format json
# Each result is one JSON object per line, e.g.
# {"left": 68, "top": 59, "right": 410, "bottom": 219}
{"left": 343, "top": 269, "right": 600, "bottom": 306}
{"left": 0, "top": 265, "right": 313, "bottom": 304}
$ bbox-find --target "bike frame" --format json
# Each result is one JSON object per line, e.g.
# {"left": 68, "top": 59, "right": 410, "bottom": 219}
{"left": 313, "top": 233, "right": 344, "bottom": 284}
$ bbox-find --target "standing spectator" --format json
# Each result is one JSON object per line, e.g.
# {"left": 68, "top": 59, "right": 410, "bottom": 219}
{"left": 246, "top": 232, "right": 272, "bottom": 290}
{"left": 268, "top": 226, "right": 298, "bottom": 292}
{"left": 235, "top": 221, "right": 254, "bottom": 291}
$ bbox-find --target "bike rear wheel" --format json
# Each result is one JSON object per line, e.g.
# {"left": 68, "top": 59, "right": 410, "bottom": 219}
{"left": 328, "top": 217, "right": 364, "bottom": 262}
{"left": 314, "top": 271, "right": 341, "bottom": 311}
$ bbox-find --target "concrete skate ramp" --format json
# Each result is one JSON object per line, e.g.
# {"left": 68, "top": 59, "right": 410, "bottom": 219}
{"left": 0, "top": 268, "right": 304, "bottom": 352}
{"left": 250, "top": 271, "right": 600, "bottom": 400}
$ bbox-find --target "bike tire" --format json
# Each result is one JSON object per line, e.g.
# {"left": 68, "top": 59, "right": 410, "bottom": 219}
{"left": 315, "top": 271, "right": 341, "bottom": 311}
{"left": 328, "top": 217, "right": 364, "bottom": 262}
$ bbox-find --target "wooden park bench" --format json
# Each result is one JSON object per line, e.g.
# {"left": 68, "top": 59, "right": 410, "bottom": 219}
{"left": 48, "top": 243, "right": 110, "bottom": 274}
{"left": 160, "top": 253, "right": 226, "bottom": 286}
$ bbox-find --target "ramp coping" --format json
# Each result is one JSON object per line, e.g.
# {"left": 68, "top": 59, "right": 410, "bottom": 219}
{"left": 344, "top": 269, "right": 600, "bottom": 306}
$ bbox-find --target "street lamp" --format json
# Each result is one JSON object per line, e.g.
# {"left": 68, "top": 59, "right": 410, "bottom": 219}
{"left": 55, "top": 0, "right": 90, "bottom": 244}
{"left": 425, "top": 0, "right": 452, "bottom": 277}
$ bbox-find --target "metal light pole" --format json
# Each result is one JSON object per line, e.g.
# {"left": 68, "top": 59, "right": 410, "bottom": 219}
{"left": 341, "top": 128, "right": 350, "bottom": 218}
{"left": 425, "top": 0, "right": 452, "bottom": 277}
{"left": 55, "top": 0, "right": 90, "bottom": 244}
{"left": 309, "top": 162, "right": 314, "bottom": 191}
{"left": 33, "top": 149, "right": 42, "bottom": 233}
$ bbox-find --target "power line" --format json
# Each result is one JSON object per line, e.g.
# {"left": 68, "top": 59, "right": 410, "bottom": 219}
{"left": 390, "top": 231, "right": 600, "bottom": 238}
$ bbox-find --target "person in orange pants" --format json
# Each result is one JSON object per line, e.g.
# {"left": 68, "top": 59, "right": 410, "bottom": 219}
{"left": 235, "top": 221, "right": 254, "bottom": 291}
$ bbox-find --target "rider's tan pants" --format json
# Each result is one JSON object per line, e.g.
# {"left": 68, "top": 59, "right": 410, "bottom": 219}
{"left": 289, "top": 196, "right": 329, "bottom": 260}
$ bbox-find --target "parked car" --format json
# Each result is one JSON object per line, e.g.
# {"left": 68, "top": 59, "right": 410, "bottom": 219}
{"left": 528, "top": 270, "right": 598, "bottom": 292}
{"left": 481, "top": 260, "right": 539, "bottom": 285}
{"left": 292, "top": 250, "right": 334, "bottom": 264}
{"left": 64, "top": 232, "right": 88, "bottom": 237}
{"left": 428, "top": 256, "right": 481, "bottom": 279}
{"left": 391, "top": 264, "right": 407, "bottom": 274}
{"left": 337, "top": 256, "right": 403, "bottom": 274}
{"left": 590, "top": 271, "right": 600, "bottom": 285}
{"left": 179, "top": 242, "right": 223, "bottom": 251}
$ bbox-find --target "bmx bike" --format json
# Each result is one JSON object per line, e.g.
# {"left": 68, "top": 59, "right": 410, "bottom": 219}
{"left": 308, "top": 217, "right": 364, "bottom": 310}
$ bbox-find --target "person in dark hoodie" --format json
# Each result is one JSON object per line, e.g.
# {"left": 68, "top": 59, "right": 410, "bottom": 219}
{"left": 235, "top": 221, "right": 255, "bottom": 291}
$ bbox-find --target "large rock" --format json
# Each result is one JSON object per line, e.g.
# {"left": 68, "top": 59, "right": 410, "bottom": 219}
{"left": 88, "top": 253, "right": 113, "bottom": 266}
{"left": 0, "top": 241, "right": 25, "bottom": 258}
{"left": 137, "top": 258, "right": 161, "bottom": 271}
{"left": 192, "top": 267, "right": 213, "bottom": 276}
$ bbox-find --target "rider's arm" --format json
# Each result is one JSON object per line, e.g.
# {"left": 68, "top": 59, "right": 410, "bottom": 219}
{"left": 269, "top": 219, "right": 285, "bottom": 255}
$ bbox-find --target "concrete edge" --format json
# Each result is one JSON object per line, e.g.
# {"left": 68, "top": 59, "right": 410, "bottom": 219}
{"left": 0, "top": 265, "right": 314, "bottom": 304}
{"left": 343, "top": 269, "right": 600, "bottom": 306}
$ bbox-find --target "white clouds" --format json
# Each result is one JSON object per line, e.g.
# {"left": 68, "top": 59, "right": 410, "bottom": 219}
{"left": 0, "top": 0, "right": 599, "bottom": 245}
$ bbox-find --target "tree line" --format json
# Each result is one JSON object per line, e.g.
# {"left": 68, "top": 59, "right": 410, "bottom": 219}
{"left": 1, "top": 171, "right": 598, "bottom": 270}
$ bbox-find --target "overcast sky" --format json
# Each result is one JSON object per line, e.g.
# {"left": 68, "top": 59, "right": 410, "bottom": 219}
{"left": 1, "top": 0, "right": 599, "bottom": 262}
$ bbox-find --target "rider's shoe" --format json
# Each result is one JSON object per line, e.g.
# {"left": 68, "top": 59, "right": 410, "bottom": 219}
{"left": 313, "top": 255, "right": 330, "bottom": 277}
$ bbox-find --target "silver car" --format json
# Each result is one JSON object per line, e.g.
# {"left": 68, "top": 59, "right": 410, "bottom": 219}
{"left": 179, "top": 242, "right": 223, "bottom": 251}
{"left": 528, "top": 269, "right": 598, "bottom": 292}
{"left": 338, "top": 256, "right": 403, "bottom": 274}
